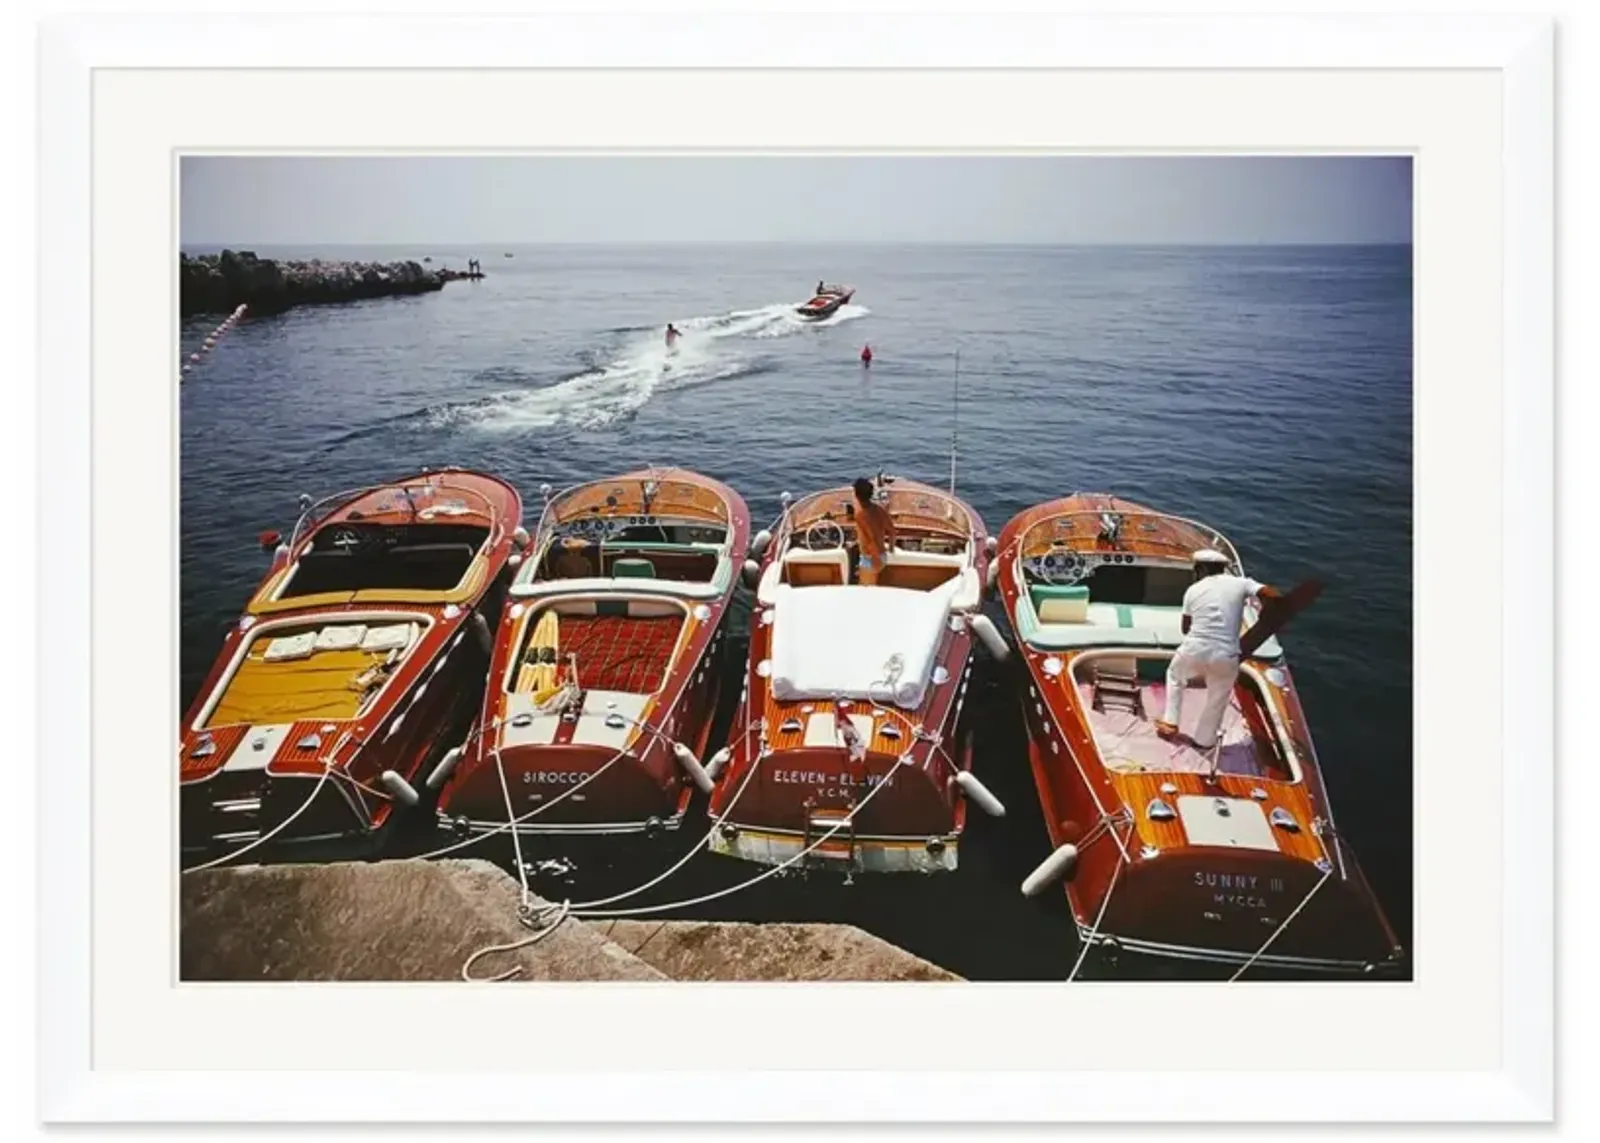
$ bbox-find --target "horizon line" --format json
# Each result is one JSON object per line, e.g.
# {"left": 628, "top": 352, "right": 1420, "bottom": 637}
{"left": 181, "top": 238, "right": 1415, "bottom": 249}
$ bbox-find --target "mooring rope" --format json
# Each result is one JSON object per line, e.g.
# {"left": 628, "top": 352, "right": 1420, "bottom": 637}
{"left": 1228, "top": 864, "right": 1334, "bottom": 982}
{"left": 569, "top": 751, "right": 913, "bottom": 920}
{"left": 1065, "top": 815, "right": 1134, "bottom": 982}
{"left": 460, "top": 900, "right": 573, "bottom": 982}
{"left": 184, "top": 762, "right": 336, "bottom": 873}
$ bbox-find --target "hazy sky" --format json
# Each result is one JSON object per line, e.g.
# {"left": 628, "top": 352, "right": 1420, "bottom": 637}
{"left": 181, "top": 155, "right": 1411, "bottom": 246}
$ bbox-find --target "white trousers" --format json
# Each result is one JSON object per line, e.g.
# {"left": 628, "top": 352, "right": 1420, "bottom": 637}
{"left": 1162, "top": 649, "right": 1240, "bottom": 749}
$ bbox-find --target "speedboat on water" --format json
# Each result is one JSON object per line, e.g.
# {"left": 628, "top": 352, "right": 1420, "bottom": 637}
{"left": 994, "top": 493, "right": 1405, "bottom": 977}
{"left": 179, "top": 469, "right": 527, "bottom": 864}
{"left": 796, "top": 284, "right": 854, "bottom": 320}
{"left": 433, "top": 468, "right": 749, "bottom": 846}
{"left": 705, "top": 476, "right": 1008, "bottom": 875}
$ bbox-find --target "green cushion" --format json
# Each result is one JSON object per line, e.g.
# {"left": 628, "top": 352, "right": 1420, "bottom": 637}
{"left": 612, "top": 557, "right": 656, "bottom": 579}
{"left": 1029, "top": 583, "right": 1089, "bottom": 613}
{"left": 1031, "top": 584, "right": 1090, "bottom": 601}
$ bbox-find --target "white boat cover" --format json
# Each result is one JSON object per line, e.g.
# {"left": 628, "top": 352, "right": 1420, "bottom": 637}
{"left": 769, "top": 582, "right": 955, "bottom": 709}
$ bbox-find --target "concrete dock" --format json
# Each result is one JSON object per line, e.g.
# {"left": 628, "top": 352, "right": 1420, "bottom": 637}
{"left": 180, "top": 859, "right": 961, "bottom": 982}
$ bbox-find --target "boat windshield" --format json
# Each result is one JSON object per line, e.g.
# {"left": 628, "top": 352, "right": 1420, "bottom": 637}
{"left": 280, "top": 521, "right": 491, "bottom": 596}
{"left": 782, "top": 483, "right": 973, "bottom": 556}
{"left": 1012, "top": 508, "right": 1255, "bottom": 649}
{"left": 530, "top": 472, "right": 733, "bottom": 586}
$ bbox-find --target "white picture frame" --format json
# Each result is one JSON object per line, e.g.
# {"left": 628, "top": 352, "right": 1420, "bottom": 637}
{"left": 36, "top": 10, "right": 1553, "bottom": 1126}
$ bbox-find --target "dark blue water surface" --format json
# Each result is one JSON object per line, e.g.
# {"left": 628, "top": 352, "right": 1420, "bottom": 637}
{"left": 180, "top": 243, "right": 1412, "bottom": 979}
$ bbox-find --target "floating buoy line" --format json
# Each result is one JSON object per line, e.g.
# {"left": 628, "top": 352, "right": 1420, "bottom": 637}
{"left": 180, "top": 303, "right": 247, "bottom": 382}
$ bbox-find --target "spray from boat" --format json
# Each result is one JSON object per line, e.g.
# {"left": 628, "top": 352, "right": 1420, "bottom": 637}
{"left": 428, "top": 300, "right": 869, "bottom": 432}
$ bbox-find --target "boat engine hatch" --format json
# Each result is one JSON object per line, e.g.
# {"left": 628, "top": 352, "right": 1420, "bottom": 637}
{"left": 1175, "top": 795, "right": 1279, "bottom": 851}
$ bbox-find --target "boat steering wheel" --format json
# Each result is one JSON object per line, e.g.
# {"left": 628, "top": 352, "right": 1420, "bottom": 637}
{"left": 1039, "top": 544, "right": 1092, "bottom": 585}
{"left": 804, "top": 519, "right": 845, "bottom": 550}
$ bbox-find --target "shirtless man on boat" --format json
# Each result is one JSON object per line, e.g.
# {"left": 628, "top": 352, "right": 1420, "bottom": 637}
{"left": 851, "top": 476, "right": 896, "bottom": 586}
{"left": 1155, "top": 549, "right": 1280, "bottom": 749}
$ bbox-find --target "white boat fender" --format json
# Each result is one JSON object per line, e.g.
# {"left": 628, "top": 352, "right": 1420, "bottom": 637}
{"left": 704, "top": 746, "right": 731, "bottom": 781}
{"left": 1021, "top": 844, "right": 1081, "bottom": 896}
{"left": 741, "top": 559, "right": 762, "bottom": 591}
{"left": 425, "top": 746, "right": 464, "bottom": 790}
{"left": 750, "top": 529, "right": 773, "bottom": 559}
{"left": 985, "top": 535, "right": 998, "bottom": 555}
{"left": 470, "top": 611, "right": 494, "bottom": 655}
{"left": 508, "top": 552, "right": 523, "bottom": 571}
{"left": 271, "top": 543, "right": 292, "bottom": 571}
{"left": 512, "top": 525, "right": 531, "bottom": 548}
{"left": 673, "top": 742, "right": 715, "bottom": 795}
{"left": 953, "top": 770, "right": 1005, "bottom": 817}
{"left": 985, "top": 561, "right": 999, "bottom": 592}
{"left": 380, "top": 770, "right": 421, "bottom": 807}
{"left": 968, "top": 613, "right": 1010, "bottom": 661}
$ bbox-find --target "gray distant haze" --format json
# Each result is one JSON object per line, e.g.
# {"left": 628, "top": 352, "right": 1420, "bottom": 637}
{"left": 181, "top": 155, "right": 1412, "bottom": 246}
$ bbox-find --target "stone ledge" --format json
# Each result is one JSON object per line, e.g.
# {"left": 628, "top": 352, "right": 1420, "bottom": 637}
{"left": 180, "top": 859, "right": 665, "bottom": 981}
{"left": 181, "top": 858, "right": 963, "bottom": 982}
{"left": 597, "top": 919, "right": 962, "bottom": 981}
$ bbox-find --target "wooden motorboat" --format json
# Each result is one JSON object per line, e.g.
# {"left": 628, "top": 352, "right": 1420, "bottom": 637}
{"left": 706, "top": 475, "right": 1006, "bottom": 875}
{"left": 994, "top": 493, "right": 1406, "bottom": 976}
{"left": 796, "top": 284, "right": 854, "bottom": 319}
{"left": 433, "top": 468, "right": 749, "bottom": 843}
{"left": 180, "top": 469, "right": 527, "bottom": 863}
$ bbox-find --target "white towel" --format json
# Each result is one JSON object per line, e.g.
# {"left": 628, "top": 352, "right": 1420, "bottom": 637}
{"left": 263, "top": 632, "right": 317, "bottom": 662}
{"left": 314, "top": 624, "right": 368, "bottom": 651}
{"left": 361, "top": 623, "right": 416, "bottom": 653}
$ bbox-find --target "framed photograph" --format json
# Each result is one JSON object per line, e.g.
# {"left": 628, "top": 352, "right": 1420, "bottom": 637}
{"left": 37, "top": 10, "right": 1552, "bottom": 1126}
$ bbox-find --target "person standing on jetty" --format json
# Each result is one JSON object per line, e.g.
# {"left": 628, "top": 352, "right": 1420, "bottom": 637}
{"left": 850, "top": 477, "right": 896, "bottom": 586}
{"left": 1154, "top": 549, "right": 1281, "bottom": 749}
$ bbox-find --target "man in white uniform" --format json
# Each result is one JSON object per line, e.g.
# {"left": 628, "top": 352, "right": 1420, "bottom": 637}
{"left": 1154, "top": 549, "right": 1280, "bottom": 749}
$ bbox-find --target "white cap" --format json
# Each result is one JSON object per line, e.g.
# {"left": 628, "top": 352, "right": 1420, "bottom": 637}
{"left": 1192, "top": 548, "right": 1229, "bottom": 565}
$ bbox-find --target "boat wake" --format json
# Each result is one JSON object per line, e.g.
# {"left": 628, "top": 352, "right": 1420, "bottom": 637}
{"left": 428, "top": 301, "right": 870, "bottom": 433}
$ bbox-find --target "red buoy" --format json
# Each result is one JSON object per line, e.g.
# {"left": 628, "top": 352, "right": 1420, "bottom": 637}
{"left": 860, "top": 344, "right": 873, "bottom": 365}
{"left": 258, "top": 529, "right": 282, "bottom": 550}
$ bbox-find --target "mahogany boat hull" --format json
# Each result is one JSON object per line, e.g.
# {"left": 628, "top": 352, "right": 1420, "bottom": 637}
{"left": 435, "top": 468, "right": 750, "bottom": 843}
{"left": 179, "top": 469, "right": 524, "bottom": 864}
{"left": 436, "top": 617, "right": 734, "bottom": 836}
{"left": 998, "top": 493, "right": 1405, "bottom": 977}
{"left": 707, "top": 478, "right": 992, "bottom": 876}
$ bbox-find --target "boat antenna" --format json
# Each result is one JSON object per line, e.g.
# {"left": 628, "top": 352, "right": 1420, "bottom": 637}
{"left": 948, "top": 349, "right": 961, "bottom": 495}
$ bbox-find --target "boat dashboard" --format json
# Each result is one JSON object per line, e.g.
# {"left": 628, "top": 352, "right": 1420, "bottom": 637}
{"left": 790, "top": 515, "right": 967, "bottom": 557}
{"left": 551, "top": 513, "right": 727, "bottom": 548}
{"left": 533, "top": 513, "right": 731, "bottom": 586}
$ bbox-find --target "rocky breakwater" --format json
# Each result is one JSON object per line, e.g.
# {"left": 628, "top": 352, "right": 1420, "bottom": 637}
{"left": 180, "top": 250, "right": 470, "bottom": 318}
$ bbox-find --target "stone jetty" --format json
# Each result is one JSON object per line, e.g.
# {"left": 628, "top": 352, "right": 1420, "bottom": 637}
{"left": 180, "top": 859, "right": 960, "bottom": 982}
{"left": 179, "top": 250, "right": 483, "bottom": 318}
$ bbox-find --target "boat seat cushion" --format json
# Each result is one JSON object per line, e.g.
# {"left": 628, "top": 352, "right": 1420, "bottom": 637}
{"left": 782, "top": 547, "right": 849, "bottom": 587}
{"left": 1032, "top": 583, "right": 1090, "bottom": 623}
{"left": 612, "top": 557, "right": 656, "bottom": 579}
